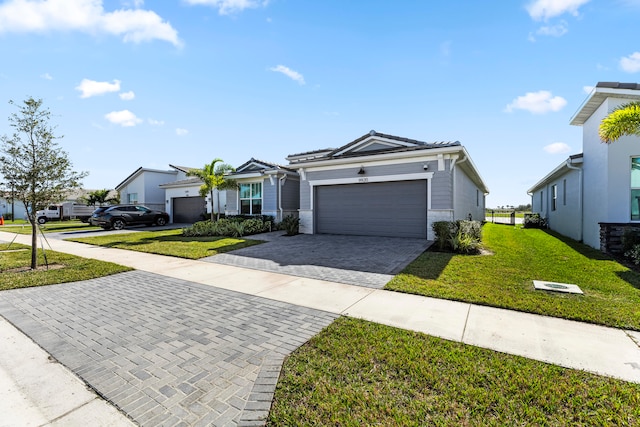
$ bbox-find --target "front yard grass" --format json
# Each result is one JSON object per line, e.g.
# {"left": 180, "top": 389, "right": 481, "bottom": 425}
{"left": 0, "top": 243, "right": 131, "bottom": 290}
{"left": 1, "top": 220, "right": 99, "bottom": 234}
{"left": 67, "top": 228, "right": 264, "bottom": 259}
{"left": 386, "top": 223, "right": 640, "bottom": 330}
{"left": 268, "top": 317, "right": 640, "bottom": 426}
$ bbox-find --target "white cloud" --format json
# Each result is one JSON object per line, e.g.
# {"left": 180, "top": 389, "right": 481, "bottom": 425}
{"left": 176, "top": 128, "right": 189, "bottom": 136}
{"left": 505, "top": 90, "right": 567, "bottom": 114}
{"left": 148, "top": 118, "right": 164, "bottom": 126}
{"left": 440, "top": 40, "right": 452, "bottom": 57}
{"left": 0, "top": 0, "right": 181, "bottom": 46}
{"left": 583, "top": 85, "right": 594, "bottom": 94}
{"left": 544, "top": 142, "right": 571, "bottom": 154}
{"left": 526, "top": 0, "right": 590, "bottom": 20}
{"left": 620, "top": 52, "right": 640, "bottom": 73}
{"left": 269, "top": 65, "right": 305, "bottom": 85}
{"left": 76, "top": 78, "right": 121, "bottom": 98}
{"left": 40, "top": 72, "right": 53, "bottom": 80}
{"left": 535, "top": 21, "right": 568, "bottom": 37}
{"left": 119, "top": 90, "right": 135, "bottom": 100}
{"left": 105, "top": 110, "right": 142, "bottom": 127}
{"left": 184, "top": 0, "right": 267, "bottom": 15}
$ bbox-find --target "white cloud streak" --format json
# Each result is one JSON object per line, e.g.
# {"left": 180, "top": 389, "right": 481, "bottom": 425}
{"left": 148, "top": 118, "right": 164, "bottom": 126}
{"left": 175, "top": 128, "right": 189, "bottom": 136}
{"left": 105, "top": 110, "right": 142, "bottom": 126}
{"left": 119, "top": 90, "right": 135, "bottom": 100}
{"left": 184, "top": 0, "right": 267, "bottom": 15}
{"left": 620, "top": 52, "right": 640, "bottom": 73}
{"left": 76, "top": 78, "right": 121, "bottom": 98}
{"left": 0, "top": 0, "right": 181, "bottom": 46}
{"left": 526, "top": 0, "right": 591, "bottom": 20}
{"left": 40, "top": 72, "right": 53, "bottom": 80}
{"left": 505, "top": 90, "right": 567, "bottom": 114}
{"left": 536, "top": 21, "right": 568, "bottom": 37}
{"left": 269, "top": 65, "right": 305, "bottom": 85}
{"left": 544, "top": 142, "right": 571, "bottom": 154}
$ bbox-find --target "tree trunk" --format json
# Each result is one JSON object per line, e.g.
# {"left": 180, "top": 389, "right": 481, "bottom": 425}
{"left": 30, "top": 216, "right": 37, "bottom": 269}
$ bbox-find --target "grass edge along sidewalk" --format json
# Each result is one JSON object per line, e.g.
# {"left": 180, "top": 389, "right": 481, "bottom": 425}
{"left": 0, "top": 242, "right": 131, "bottom": 291}
{"left": 387, "top": 223, "right": 640, "bottom": 330}
{"left": 67, "top": 228, "right": 264, "bottom": 259}
{"left": 268, "top": 317, "right": 640, "bottom": 426}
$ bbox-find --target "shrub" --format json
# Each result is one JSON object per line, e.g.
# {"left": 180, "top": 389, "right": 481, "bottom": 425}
{"left": 622, "top": 228, "right": 640, "bottom": 254}
{"left": 279, "top": 215, "right": 300, "bottom": 236}
{"left": 523, "top": 213, "right": 548, "bottom": 229}
{"left": 432, "top": 220, "right": 482, "bottom": 254}
{"left": 182, "top": 216, "right": 272, "bottom": 237}
{"left": 624, "top": 244, "right": 640, "bottom": 265}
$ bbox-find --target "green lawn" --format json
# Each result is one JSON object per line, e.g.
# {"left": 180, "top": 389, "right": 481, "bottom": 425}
{"left": 268, "top": 317, "right": 640, "bottom": 426}
{"left": 386, "top": 223, "right": 640, "bottom": 330}
{"left": 1, "top": 220, "right": 99, "bottom": 234}
{"left": 0, "top": 242, "right": 131, "bottom": 290}
{"left": 67, "top": 228, "right": 264, "bottom": 259}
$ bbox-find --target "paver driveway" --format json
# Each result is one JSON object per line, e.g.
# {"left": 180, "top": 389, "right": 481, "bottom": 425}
{"left": 0, "top": 271, "right": 338, "bottom": 426}
{"left": 205, "top": 233, "right": 431, "bottom": 288}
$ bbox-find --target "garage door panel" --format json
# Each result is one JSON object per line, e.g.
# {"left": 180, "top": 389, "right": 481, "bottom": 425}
{"left": 315, "top": 181, "right": 427, "bottom": 238}
{"left": 173, "top": 197, "right": 206, "bottom": 224}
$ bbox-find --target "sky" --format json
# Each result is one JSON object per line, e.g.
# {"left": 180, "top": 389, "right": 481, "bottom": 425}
{"left": 1, "top": 0, "right": 640, "bottom": 208}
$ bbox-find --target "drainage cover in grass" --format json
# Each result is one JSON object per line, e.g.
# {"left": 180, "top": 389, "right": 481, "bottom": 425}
{"left": 533, "top": 280, "right": 583, "bottom": 294}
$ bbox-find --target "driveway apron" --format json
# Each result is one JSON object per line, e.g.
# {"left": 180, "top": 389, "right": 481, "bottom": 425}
{"left": 0, "top": 271, "right": 338, "bottom": 426}
{"left": 205, "top": 233, "right": 431, "bottom": 289}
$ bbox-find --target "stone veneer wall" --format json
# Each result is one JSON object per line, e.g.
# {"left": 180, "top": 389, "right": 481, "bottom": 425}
{"left": 599, "top": 222, "right": 640, "bottom": 254}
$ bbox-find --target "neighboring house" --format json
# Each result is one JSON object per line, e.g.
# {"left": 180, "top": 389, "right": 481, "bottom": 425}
{"left": 225, "top": 158, "right": 299, "bottom": 222}
{"left": 116, "top": 166, "right": 179, "bottom": 211}
{"left": 0, "top": 193, "right": 28, "bottom": 220}
{"left": 117, "top": 165, "right": 226, "bottom": 224}
{"left": 286, "top": 130, "right": 489, "bottom": 240}
{"left": 528, "top": 82, "right": 640, "bottom": 251}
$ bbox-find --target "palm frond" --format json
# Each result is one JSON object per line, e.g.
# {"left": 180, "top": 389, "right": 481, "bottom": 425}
{"left": 599, "top": 101, "right": 640, "bottom": 143}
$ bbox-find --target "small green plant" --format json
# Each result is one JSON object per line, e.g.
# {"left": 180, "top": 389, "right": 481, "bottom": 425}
{"left": 182, "top": 217, "right": 271, "bottom": 237}
{"left": 523, "top": 213, "right": 547, "bottom": 229}
{"left": 280, "top": 215, "right": 300, "bottom": 236}
{"left": 432, "top": 220, "right": 482, "bottom": 254}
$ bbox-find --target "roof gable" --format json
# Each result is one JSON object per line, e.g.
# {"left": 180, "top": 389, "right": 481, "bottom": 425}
{"left": 287, "top": 131, "right": 461, "bottom": 164}
{"left": 235, "top": 158, "right": 283, "bottom": 173}
{"left": 570, "top": 82, "right": 640, "bottom": 126}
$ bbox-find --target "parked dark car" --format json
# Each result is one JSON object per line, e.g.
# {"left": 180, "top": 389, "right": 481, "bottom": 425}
{"left": 91, "top": 205, "right": 169, "bottom": 230}
{"left": 88, "top": 206, "right": 110, "bottom": 226}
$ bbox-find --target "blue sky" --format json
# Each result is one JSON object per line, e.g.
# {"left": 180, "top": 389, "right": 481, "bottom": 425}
{"left": 1, "top": 0, "right": 640, "bottom": 207}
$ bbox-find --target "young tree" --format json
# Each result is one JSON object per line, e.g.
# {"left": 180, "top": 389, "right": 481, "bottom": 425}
{"left": 187, "top": 159, "right": 236, "bottom": 221}
{"left": 0, "top": 98, "right": 87, "bottom": 269}
{"left": 599, "top": 101, "right": 640, "bottom": 143}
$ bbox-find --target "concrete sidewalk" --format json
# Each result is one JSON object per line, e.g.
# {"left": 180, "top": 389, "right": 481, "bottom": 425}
{"left": 1, "top": 230, "right": 640, "bottom": 423}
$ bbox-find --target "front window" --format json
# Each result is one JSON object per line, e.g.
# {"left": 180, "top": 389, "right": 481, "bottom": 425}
{"left": 631, "top": 158, "right": 640, "bottom": 220}
{"left": 128, "top": 193, "right": 138, "bottom": 204}
{"left": 239, "top": 182, "right": 262, "bottom": 215}
{"left": 551, "top": 185, "right": 557, "bottom": 211}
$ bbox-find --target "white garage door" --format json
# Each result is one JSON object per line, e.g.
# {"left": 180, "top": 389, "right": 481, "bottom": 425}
{"left": 315, "top": 180, "right": 427, "bottom": 238}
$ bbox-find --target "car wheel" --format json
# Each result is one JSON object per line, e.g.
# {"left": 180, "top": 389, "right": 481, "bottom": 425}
{"left": 111, "top": 218, "right": 126, "bottom": 230}
{"left": 155, "top": 216, "right": 167, "bottom": 226}
{"left": 37, "top": 217, "right": 47, "bottom": 224}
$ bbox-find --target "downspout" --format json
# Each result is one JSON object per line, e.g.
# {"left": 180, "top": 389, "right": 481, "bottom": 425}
{"left": 451, "top": 154, "right": 467, "bottom": 219}
{"left": 278, "top": 174, "right": 287, "bottom": 221}
{"left": 565, "top": 159, "right": 583, "bottom": 242}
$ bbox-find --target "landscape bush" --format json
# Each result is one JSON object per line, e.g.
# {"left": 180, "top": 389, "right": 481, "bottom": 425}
{"left": 279, "top": 215, "right": 300, "bottom": 236}
{"left": 432, "top": 220, "right": 482, "bottom": 254}
{"left": 523, "top": 213, "right": 548, "bottom": 229}
{"left": 182, "top": 216, "right": 272, "bottom": 238}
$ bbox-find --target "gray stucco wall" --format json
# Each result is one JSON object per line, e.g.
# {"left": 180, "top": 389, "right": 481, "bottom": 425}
{"left": 454, "top": 166, "right": 484, "bottom": 221}
{"left": 300, "top": 160, "right": 444, "bottom": 210}
{"left": 282, "top": 179, "right": 300, "bottom": 211}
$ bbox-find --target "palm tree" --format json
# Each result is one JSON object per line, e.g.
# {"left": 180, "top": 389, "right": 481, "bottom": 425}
{"left": 187, "top": 159, "right": 236, "bottom": 221}
{"left": 83, "top": 189, "right": 119, "bottom": 206}
{"left": 599, "top": 101, "right": 640, "bottom": 143}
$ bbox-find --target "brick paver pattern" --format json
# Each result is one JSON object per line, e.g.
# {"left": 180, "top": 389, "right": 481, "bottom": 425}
{"left": 0, "top": 271, "right": 338, "bottom": 426}
{"left": 206, "top": 233, "right": 431, "bottom": 288}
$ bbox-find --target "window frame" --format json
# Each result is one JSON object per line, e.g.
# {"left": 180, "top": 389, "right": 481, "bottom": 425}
{"left": 238, "top": 181, "right": 263, "bottom": 215}
{"left": 631, "top": 157, "right": 640, "bottom": 221}
{"left": 551, "top": 184, "right": 557, "bottom": 211}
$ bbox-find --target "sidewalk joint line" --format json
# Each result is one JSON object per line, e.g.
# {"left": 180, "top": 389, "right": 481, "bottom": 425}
{"left": 340, "top": 289, "right": 377, "bottom": 315}
{"left": 460, "top": 304, "right": 472, "bottom": 343}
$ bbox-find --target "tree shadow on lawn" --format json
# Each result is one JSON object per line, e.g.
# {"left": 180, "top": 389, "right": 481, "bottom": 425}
{"left": 399, "top": 249, "right": 455, "bottom": 280}
{"left": 96, "top": 234, "right": 264, "bottom": 253}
